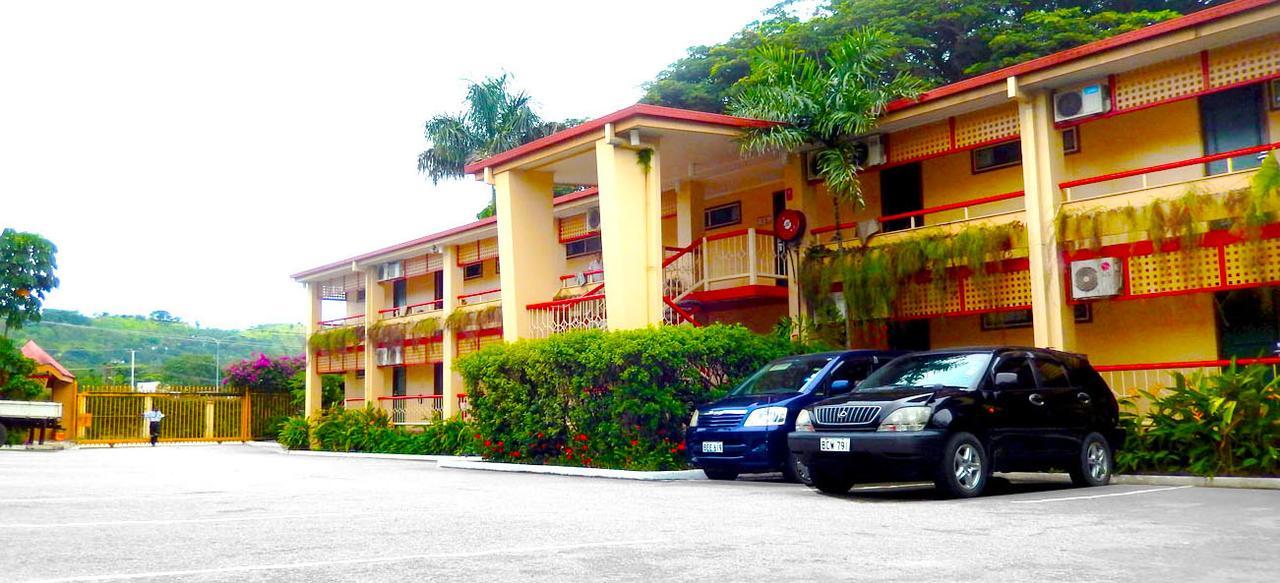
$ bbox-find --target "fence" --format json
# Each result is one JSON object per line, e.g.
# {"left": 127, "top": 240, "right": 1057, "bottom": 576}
{"left": 76, "top": 388, "right": 298, "bottom": 444}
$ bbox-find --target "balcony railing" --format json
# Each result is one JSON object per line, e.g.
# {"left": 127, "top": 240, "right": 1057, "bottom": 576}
{"left": 1060, "top": 141, "right": 1279, "bottom": 202}
{"left": 559, "top": 269, "right": 604, "bottom": 288}
{"left": 1095, "top": 356, "right": 1280, "bottom": 403}
{"left": 811, "top": 190, "right": 1025, "bottom": 244}
{"left": 457, "top": 393, "right": 470, "bottom": 420}
{"left": 378, "top": 299, "right": 444, "bottom": 320}
{"left": 526, "top": 293, "right": 607, "bottom": 339}
{"left": 377, "top": 394, "right": 443, "bottom": 426}
{"left": 662, "top": 228, "right": 786, "bottom": 303}
{"left": 342, "top": 397, "right": 365, "bottom": 408}
{"left": 317, "top": 314, "right": 365, "bottom": 329}
{"left": 457, "top": 288, "right": 501, "bottom": 306}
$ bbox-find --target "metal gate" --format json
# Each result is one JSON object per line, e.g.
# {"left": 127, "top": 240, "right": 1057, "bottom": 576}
{"left": 77, "top": 391, "right": 296, "bottom": 444}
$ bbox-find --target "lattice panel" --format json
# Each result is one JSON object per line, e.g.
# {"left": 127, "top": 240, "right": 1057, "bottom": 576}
{"left": 888, "top": 120, "right": 951, "bottom": 163}
{"left": 1224, "top": 238, "right": 1280, "bottom": 287}
{"left": 1208, "top": 34, "right": 1280, "bottom": 89}
{"left": 662, "top": 200, "right": 677, "bottom": 217}
{"left": 964, "top": 270, "right": 1032, "bottom": 312}
{"left": 1113, "top": 55, "right": 1203, "bottom": 111}
{"left": 319, "top": 274, "right": 363, "bottom": 301}
{"left": 315, "top": 349, "right": 363, "bottom": 374}
{"left": 457, "top": 237, "right": 499, "bottom": 265}
{"left": 402, "top": 255, "right": 443, "bottom": 278}
{"left": 954, "top": 105, "right": 1019, "bottom": 149}
{"left": 559, "top": 213, "right": 598, "bottom": 242}
{"left": 403, "top": 337, "right": 444, "bottom": 366}
{"left": 456, "top": 331, "right": 503, "bottom": 357}
{"left": 895, "top": 280, "right": 962, "bottom": 318}
{"left": 1127, "top": 248, "right": 1220, "bottom": 296}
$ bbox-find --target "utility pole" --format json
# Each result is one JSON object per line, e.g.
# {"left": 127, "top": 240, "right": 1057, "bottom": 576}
{"left": 130, "top": 349, "right": 136, "bottom": 389}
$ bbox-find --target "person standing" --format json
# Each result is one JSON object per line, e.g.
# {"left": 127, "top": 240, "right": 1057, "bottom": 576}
{"left": 142, "top": 407, "right": 165, "bottom": 446}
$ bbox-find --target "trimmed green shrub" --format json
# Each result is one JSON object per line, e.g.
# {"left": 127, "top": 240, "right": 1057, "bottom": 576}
{"left": 1117, "top": 363, "right": 1280, "bottom": 477}
{"left": 278, "top": 416, "right": 311, "bottom": 450}
{"left": 276, "top": 408, "right": 479, "bottom": 455}
{"left": 455, "top": 324, "right": 802, "bottom": 471}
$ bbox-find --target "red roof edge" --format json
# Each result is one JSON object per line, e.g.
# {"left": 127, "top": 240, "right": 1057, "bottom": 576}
{"left": 885, "top": 0, "right": 1276, "bottom": 113}
{"left": 291, "top": 187, "right": 601, "bottom": 280}
{"left": 21, "top": 340, "right": 74, "bottom": 380}
{"left": 461, "top": 103, "right": 775, "bottom": 175}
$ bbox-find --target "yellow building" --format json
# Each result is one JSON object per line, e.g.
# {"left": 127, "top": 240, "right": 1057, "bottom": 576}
{"left": 21, "top": 340, "right": 78, "bottom": 440}
{"left": 294, "top": 0, "right": 1280, "bottom": 419}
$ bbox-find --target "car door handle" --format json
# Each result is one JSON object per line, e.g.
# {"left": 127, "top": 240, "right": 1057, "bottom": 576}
{"left": 1028, "top": 393, "right": 1046, "bottom": 406}
{"left": 1077, "top": 392, "right": 1092, "bottom": 404}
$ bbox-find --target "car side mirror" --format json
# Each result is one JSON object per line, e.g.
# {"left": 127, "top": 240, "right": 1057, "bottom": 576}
{"left": 830, "top": 379, "right": 851, "bottom": 394}
{"left": 994, "top": 372, "right": 1019, "bottom": 389}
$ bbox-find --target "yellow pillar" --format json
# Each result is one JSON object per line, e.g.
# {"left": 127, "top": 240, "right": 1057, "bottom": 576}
{"left": 362, "top": 269, "right": 389, "bottom": 409}
{"left": 782, "top": 152, "right": 820, "bottom": 324}
{"left": 495, "top": 169, "right": 561, "bottom": 341}
{"left": 596, "top": 139, "right": 664, "bottom": 329}
{"left": 675, "top": 180, "right": 704, "bottom": 248}
{"left": 441, "top": 245, "right": 466, "bottom": 419}
{"left": 303, "top": 283, "right": 324, "bottom": 416}
{"left": 1018, "top": 89, "right": 1077, "bottom": 351}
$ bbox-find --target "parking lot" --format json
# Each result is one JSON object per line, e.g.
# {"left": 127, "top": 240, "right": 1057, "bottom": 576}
{"left": 1, "top": 445, "right": 1277, "bottom": 582}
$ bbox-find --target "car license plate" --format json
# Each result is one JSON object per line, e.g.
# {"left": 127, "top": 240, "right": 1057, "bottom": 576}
{"left": 820, "top": 437, "right": 850, "bottom": 452}
{"left": 702, "top": 441, "right": 724, "bottom": 453}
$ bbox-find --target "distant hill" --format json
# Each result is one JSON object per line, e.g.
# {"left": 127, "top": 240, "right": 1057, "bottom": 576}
{"left": 15, "top": 309, "right": 305, "bottom": 386}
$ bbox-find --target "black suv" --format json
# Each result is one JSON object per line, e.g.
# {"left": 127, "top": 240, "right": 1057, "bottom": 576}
{"left": 788, "top": 347, "right": 1123, "bottom": 498}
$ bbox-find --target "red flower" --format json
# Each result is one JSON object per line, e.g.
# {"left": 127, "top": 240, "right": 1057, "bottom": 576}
{"left": 630, "top": 440, "right": 638, "bottom": 447}
{"left": 677, "top": 442, "right": 686, "bottom": 451}
{"left": 580, "top": 445, "right": 587, "bottom": 452}
{"left": 584, "top": 457, "right": 592, "bottom": 465}
{"left": 537, "top": 432, "right": 544, "bottom": 438}
{"left": 484, "top": 440, "right": 491, "bottom": 447}
{"left": 473, "top": 433, "right": 482, "bottom": 439}
{"left": 670, "top": 448, "right": 678, "bottom": 453}
{"left": 511, "top": 451, "right": 521, "bottom": 458}
{"left": 497, "top": 441, "right": 504, "bottom": 446}
{"left": 577, "top": 433, "right": 588, "bottom": 442}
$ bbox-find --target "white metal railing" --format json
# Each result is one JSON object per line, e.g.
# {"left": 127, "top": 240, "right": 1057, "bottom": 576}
{"left": 457, "top": 288, "right": 501, "bottom": 306}
{"left": 378, "top": 299, "right": 444, "bottom": 320}
{"left": 526, "top": 294, "right": 608, "bottom": 339}
{"left": 378, "top": 394, "right": 443, "bottom": 426}
{"left": 662, "top": 228, "right": 786, "bottom": 303}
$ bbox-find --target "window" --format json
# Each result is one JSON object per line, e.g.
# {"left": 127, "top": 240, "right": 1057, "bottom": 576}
{"left": 828, "top": 359, "right": 872, "bottom": 391}
{"left": 463, "top": 263, "right": 483, "bottom": 280}
{"left": 980, "top": 305, "right": 1091, "bottom": 330}
{"left": 565, "top": 235, "right": 602, "bottom": 259}
{"left": 1201, "top": 84, "right": 1264, "bottom": 175}
{"left": 993, "top": 356, "right": 1036, "bottom": 388}
{"left": 392, "top": 279, "right": 407, "bottom": 308}
{"left": 1270, "top": 79, "right": 1280, "bottom": 110}
{"left": 972, "top": 140, "right": 1022, "bottom": 173}
{"left": 1062, "top": 127, "right": 1080, "bottom": 155}
{"left": 1034, "top": 359, "right": 1071, "bottom": 388}
{"left": 704, "top": 202, "right": 741, "bottom": 229}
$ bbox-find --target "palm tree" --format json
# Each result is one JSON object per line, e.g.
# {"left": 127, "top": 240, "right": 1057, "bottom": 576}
{"left": 729, "top": 28, "right": 925, "bottom": 235}
{"left": 418, "top": 74, "right": 572, "bottom": 218}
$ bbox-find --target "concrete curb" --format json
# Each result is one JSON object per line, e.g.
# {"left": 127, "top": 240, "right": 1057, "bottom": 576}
{"left": 436, "top": 459, "right": 706, "bottom": 481}
{"left": 0, "top": 442, "right": 76, "bottom": 452}
{"left": 1000, "top": 472, "right": 1280, "bottom": 490}
{"left": 280, "top": 449, "right": 479, "bottom": 464}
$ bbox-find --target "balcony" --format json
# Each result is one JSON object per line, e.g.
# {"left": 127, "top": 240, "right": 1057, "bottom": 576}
{"left": 378, "top": 299, "right": 444, "bottom": 320}
{"left": 1095, "top": 357, "right": 1280, "bottom": 410}
{"left": 377, "top": 394, "right": 442, "bottom": 426}
{"left": 526, "top": 293, "right": 607, "bottom": 339}
{"left": 662, "top": 228, "right": 788, "bottom": 306}
{"left": 317, "top": 314, "right": 365, "bottom": 329}
{"left": 457, "top": 288, "right": 501, "bottom": 306}
{"left": 810, "top": 190, "right": 1026, "bottom": 248}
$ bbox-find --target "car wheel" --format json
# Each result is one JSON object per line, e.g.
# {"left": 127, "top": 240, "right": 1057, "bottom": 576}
{"left": 703, "top": 468, "right": 739, "bottom": 481}
{"left": 934, "top": 432, "right": 989, "bottom": 498}
{"left": 783, "top": 453, "right": 811, "bottom": 484}
{"left": 1069, "top": 432, "right": 1113, "bottom": 487}
{"left": 809, "top": 467, "right": 854, "bottom": 494}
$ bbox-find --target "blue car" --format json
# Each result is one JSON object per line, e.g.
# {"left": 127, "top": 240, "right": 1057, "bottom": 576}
{"left": 686, "top": 350, "right": 904, "bottom": 481}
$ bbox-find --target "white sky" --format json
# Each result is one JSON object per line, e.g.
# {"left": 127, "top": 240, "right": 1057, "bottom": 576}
{"left": 0, "top": 0, "right": 777, "bottom": 329}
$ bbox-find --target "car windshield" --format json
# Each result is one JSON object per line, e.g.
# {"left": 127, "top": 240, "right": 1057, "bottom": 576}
{"left": 727, "top": 355, "right": 835, "bottom": 396}
{"left": 857, "top": 353, "right": 992, "bottom": 391}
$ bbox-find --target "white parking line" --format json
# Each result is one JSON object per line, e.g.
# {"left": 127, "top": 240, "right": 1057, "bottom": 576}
{"left": 2, "top": 512, "right": 346, "bottom": 529}
{"left": 22, "top": 539, "right": 667, "bottom": 582}
{"left": 1010, "top": 485, "right": 1193, "bottom": 504}
{"left": 0, "top": 493, "right": 226, "bottom": 504}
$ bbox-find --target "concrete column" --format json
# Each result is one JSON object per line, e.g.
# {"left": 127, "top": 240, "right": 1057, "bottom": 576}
{"left": 303, "top": 283, "right": 324, "bottom": 416}
{"left": 495, "top": 169, "right": 561, "bottom": 341}
{"left": 441, "top": 246, "right": 466, "bottom": 419}
{"left": 1018, "top": 89, "right": 1077, "bottom": 351}
{"left": 362, "top": 269, "right": 389, "bottom": 408}
{"left": 675, "top": 180, "right": 704, "bottom": 248}
{"left": 596, "top": 139, "right": 664, "bottom": 329}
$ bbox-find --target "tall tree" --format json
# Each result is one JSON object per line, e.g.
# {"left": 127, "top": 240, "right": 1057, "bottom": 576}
{"left": 0, "top": 228, "right": 58, "bottom": 337}
{"left": 0, "top": 337, "right": 42, "bottom": 401}
{"left": 417, "top": 74, "right": 575, "bottom": 218}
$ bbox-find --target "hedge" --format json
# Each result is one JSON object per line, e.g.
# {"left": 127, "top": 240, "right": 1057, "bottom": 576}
{"left": 455, "top": 324, "right": 809, "bottom": 471}
{"left": 277, "top": 407, "right": 478, "bottom": 455}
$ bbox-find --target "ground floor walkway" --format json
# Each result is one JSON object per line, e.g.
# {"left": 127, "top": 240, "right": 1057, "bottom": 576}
{"left": 2, "top": 445, "right": 1277, "bottom": 582}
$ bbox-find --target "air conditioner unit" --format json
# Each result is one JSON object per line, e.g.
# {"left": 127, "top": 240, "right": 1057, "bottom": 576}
{"left": 1070, "top": 258, "right": 1123, "bottom": 300}
{"left": 585, "top": 207, "right": 601, "bottom": 230}
{"left": 805, "top": 136, "right": 885, "bottom": 180}
{"left": 375, "top": 346, "right": 403, "bottom": 366}
{"left": 1054, "top": 82, "right": 1111, "bottom": 122}
{"left": 377, "top": 261, "right": 403, "bottom": 281}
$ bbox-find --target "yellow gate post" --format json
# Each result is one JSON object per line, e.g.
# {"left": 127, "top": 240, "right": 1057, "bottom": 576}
{"left": 141, "top": 395, "right": 153, "bottom": 439}
{"left": 204, "top": 400, "right": 215, "bottom": 439}
{"left": 240, "top": 391, "right": 252, "bottom": 441}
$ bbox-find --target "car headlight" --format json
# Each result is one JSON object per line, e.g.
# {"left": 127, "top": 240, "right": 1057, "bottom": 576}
{"left": 689, "top": 410, "right": 699, "bottom": 427}
{"left": 743, "top": 406, "right": 788, "bottom": 427}
{"left": 795, "top": 409, "right": 814, "bottom": 432}
{"left": 877, "top": 406, "right": 931, "bottom": 432}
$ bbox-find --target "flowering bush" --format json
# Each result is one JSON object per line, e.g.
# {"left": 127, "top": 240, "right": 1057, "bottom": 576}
{"left": 277, "top": 407, "right": 478, "bottom": 455}
{"left": 222, "top": 353, "right": 305, "bottom": 391}
{"left": 455, "top": 324, "right": 798, "bottom": 471}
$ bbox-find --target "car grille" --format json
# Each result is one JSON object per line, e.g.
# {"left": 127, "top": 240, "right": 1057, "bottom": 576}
{"left": 699, "top": 412, "right": 746, "bottom": 428}
{"left": 813, "top": 405, "right": 880, "bottom": 426}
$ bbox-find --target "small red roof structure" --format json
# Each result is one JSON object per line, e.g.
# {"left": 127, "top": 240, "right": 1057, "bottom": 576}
{"left": 21, "top": 340, "right": 74, "bottom": 383}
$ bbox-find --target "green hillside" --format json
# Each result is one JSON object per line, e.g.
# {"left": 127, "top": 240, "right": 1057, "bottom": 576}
{"left": 15, "top": 309, "right": 305, "bottom": 386}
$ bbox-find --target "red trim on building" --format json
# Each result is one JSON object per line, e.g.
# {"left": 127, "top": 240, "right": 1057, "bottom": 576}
{"left": 685, "top": 285, "right": 789, "bottom": 304}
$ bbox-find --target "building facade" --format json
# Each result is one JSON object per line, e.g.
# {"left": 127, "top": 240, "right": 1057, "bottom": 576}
{"left": 294, "top": 0, "right": 1280, "bottom": 420}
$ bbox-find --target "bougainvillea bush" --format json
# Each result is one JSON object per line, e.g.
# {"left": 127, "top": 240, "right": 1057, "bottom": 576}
{"left": 455, "top": 324, "right": 801, "bottom": 471}
{"left": 222, "top": 353, "right": 305, "bottom": 391}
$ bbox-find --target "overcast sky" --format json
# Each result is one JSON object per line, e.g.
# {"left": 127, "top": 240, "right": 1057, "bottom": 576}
{"left": 0, "top": 0, "right": 778, "bottom": 329}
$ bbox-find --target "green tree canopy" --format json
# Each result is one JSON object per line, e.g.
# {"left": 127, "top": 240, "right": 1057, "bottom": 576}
{"left": 0, "top": 228, "right": 59, "bottom": 337}
{"left": 643, "top": 0, "right": 1214, "bottom": 113}
{"left": 0, "top": 337, "right": 42, "bottom": 400}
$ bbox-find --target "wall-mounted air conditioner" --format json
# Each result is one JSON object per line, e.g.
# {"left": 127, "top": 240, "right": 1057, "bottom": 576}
{"left": 1070, "top": 258, "right": 1123, "bottom": 300}
{"left": 377, "top": 261, "right": 403, "bottom": 281}
{"left": 586, "top": 207, "right": 601, "bottom": 230}
{"left": 804, "top": 135, "right": 885, "bottom": 181}
{"left": 1054, "top": 82, "right": 1111, "bottom": 122}
{"left": 375, "top": 346, "right": 403, "bottom": 366}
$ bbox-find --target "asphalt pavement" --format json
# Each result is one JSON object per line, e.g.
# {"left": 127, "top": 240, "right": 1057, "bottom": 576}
{"left": 1, "top": 444, "right": 1277, "bottom": 582}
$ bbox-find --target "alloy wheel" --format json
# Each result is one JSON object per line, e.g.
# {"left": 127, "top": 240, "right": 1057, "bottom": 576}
{"left": 953, "top": 443, "right": 983, "bottom": 490}
{"left": 1087, "top": 441, "right": 1109, "bottom": 481}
